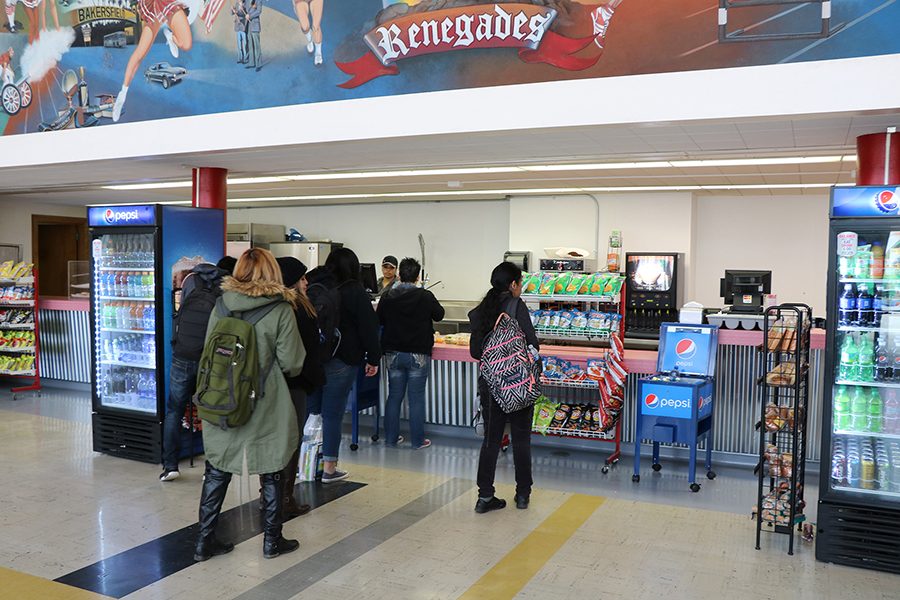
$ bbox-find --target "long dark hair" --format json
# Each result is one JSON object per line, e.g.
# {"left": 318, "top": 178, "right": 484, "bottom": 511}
{"left": 472, "top": 261, "right": 522, "bottom": 341}
{"left": 325, "top": 248, "right": 360, "bottom": 284}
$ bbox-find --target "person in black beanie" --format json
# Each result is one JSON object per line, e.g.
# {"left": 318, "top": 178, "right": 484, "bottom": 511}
{"left": 276, "top": 256, "right": 325, "bottom": 517}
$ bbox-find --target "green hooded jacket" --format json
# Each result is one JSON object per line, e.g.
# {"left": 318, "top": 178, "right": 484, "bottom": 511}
{"left": 201, "top": 277, "right": 306, "bottom": 475}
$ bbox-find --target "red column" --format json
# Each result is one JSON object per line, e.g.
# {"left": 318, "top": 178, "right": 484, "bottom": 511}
{"left": 191, "top": 167, "right": 227, "bottom": 249}
{"left": 857, "top": 132, "right": 900, "bottom": 186}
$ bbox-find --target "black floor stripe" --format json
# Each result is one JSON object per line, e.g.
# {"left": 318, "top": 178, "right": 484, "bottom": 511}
{"left": 54, "top": 481, "right": 365, "bottom": 599}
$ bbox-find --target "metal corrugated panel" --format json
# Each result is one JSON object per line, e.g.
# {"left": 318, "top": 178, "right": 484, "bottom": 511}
{"left": 38, "top": 309, "right": 91, "bottom": 384}
{"left": 361, "top": 345, "right": 825, "bottom": 460}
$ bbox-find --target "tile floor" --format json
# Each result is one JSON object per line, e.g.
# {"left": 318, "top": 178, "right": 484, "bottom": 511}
{"left": 0, "top": 386, "right": 897, "bottom": 600}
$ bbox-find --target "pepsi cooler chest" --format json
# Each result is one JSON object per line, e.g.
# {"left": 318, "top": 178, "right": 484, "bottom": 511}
{"left": 634, "top": 323, "right": 719, "bottom": 490}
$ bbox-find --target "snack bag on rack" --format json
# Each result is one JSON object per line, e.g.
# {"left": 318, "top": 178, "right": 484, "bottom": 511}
{"left": 538, "top": 273, "right": 557, "bottom": 295}
{"left": 580, "top": 405, "right": 595, "bottom": 431}
{"left": 548, "top": 311, "right": 562, "bottom": 329}
{"left": 0, "top": 261, "right": 12, "bottom": 278}
{"left": 578, "top": 274, "right": 595, "bottom": 295}
{"left": 586, "top": 310, "right": 605, "bottom": 332}
{"left": 571, "top": 310, "right": 588, "bottom": 330}
{"left": 607, "top": 356, "right": 627, "bottom": 387}
{"left": 610, "top": 314, "right": 622, "bottom": 336}
{"left": 564, "top": 362, "right": 587, "bottom": 381}
{"left": 586, "top": 358, "right": 605, "bottom": 381}
{"left": 590, "top": 406, "right": 602, "bottom": 432}
{"left": 558, "top": 311, "right": 575, "bottom": 329}
{"left": 541, "top": 356, "right": 565, "bottom": 379}
{"left": 605, "top": 276, "right": 625, "bottom": 297}
{"left": 532, "top": 397, "right": 558, "bottom": 435}
{"left": 591, "top": 274, "right": 610, "bottom": 295}
{"left": 554, "top": 272, "right": 573, "bottom": 294}
{"left": 523, "top": 273, "right": 541, "bottom": 294}
{"left": 566, "top": 405, "right": 584, "bottom": 430}
{"left": 550, "top": 404, "right": 572, "bottom": 429}
{"left": 530, "top": 310, "right": 542, "bottom": 326}
{"left": 609, "top": 333, "right": 624, "bottom": 361}
{"left": 566, "top": 274, "right": 587, "bottom": 295}
{"left": 537, "top": 311, "right": 554, "bottom": 329}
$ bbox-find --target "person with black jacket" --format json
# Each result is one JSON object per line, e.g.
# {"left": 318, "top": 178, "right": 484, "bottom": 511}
{"left": 377, "top": 257, "right": 444, "bottom": 449}
{"left": 468, "top": 261, "right": 539, "bottom": 513}
{"left": 306, "top": 248, "right": 381, "bottom": 483}
{"left": 276, "top": 257, "right": 324, "bottom": 517}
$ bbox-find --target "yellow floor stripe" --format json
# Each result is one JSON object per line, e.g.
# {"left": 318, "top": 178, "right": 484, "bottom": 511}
{"left": 459, "top": 494, "right": 606, "bottom": 600}
{"left": 0, "top": 567, "right": 115, "bottom": 600}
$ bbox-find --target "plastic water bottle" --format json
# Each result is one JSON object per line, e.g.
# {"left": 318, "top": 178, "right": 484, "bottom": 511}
{"left": 858, "top": 333, "right": 875, "bottom": 382}
{"left": 143, "top": 305, "right": 155, "bottom": 331}
{"left": 142, "top": 273, "right": 152, "bottom": 298}
{"left": 839, "top": 334, "right": 858, "bottom": 381}
{"left": 858, "top": 284, "right": 874, "bottom": 326}
{"left": 839, "top": 284, "right": 858, "bottom": 326}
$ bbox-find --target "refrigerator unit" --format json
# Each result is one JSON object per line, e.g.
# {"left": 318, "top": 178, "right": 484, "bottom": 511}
{"left": 624, "top": 253, "right": 683, "bottom": 339}
{"left": 88, "top": 205, "right": 224, "bottom": 463}
{"left": 817, "top": 186, "right": 900, "bottom": 574}
{"left": 269, "top": 241, "right": 342, "bottom": 267}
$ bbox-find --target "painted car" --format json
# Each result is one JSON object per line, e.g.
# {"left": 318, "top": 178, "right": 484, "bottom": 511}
{"left": 144, "top": 63, "right": 186, "bottom": 89}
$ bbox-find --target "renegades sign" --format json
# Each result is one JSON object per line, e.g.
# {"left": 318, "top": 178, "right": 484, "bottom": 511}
{"left": 338, "top": 3, "right": 613, "bottom": 88}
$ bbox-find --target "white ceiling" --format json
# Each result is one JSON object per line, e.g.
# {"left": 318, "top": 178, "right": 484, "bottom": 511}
{"left": 1, "top": 110, "right": 898, "bottom": 207}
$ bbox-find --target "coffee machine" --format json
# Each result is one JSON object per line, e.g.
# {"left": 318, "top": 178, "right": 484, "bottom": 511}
{"left": 625, "top": 253, "right": 683, "bottom": 339}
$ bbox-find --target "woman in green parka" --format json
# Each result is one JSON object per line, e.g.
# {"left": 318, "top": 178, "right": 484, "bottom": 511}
{"left": 194, "top": 248, "right": 307, "bottom": 562}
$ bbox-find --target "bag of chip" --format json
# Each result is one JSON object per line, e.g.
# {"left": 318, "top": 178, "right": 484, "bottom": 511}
{"left": 550, "top": 404, "right": 572, "bottom": 428}
{"left": 577, "top": 273, "right": 595, "bottom": 295}
{"left": 532, "top": 397, "right": 558, "bottom": 435}
{"left": 580, "top": 405, "right": 594, "bottom": 431}
{"left": 605, "top": 276, "right": 625, "bottom": 296}
{"left": 538, "top": 273, "right": 557, "bottom": 295}
{"left": 566, "top": 273, "right": 587, "bottom": 295}
{"left": 591, "top": 273, "right": 611, "bottom": 295}
{"left": 586, "top": 310, "right": 605, "bottom": 331}
{"left": 548, "top": 311, "right": 562, "bottom": 329}
{"left": 564, "top": 362, "right": 586, "bottom": 381}
{"left": 566, "top": 405, "right": 584, "bottom": 430}
{"left": 558, "top": 310, "right": 575, "bottom": 329}
{"left": 610, "top": 314, "right": 622, "bottom": 336}
{"left": 571, "top": 310, "right": 588, "bottom": 330}
{"left": 553, "top": 272, "right": 573, "bottom": 294}
{"left": 541, "top": 356, "right": 564, "bottom": 379}
{"left": 530, "top": 310, "right": 542, "bottom": 326}
{"left": 586, "top": 358, "right": 605, "bottom": 381}
{"left": 610, "top": 333, "right": 624, "bottom": 361}
{"left": 523, "top": 273, "right": 541, "bottom": 294}
{"left": 537, "top": 310, "right": 554, "bottom": 329}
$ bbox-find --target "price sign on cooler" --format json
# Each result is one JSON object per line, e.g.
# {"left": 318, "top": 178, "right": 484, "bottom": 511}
{"left": 837, "top": 232, "right": 858, "bottom": 258}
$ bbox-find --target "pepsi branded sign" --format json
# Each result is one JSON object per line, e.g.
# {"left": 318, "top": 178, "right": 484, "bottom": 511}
{"left": 641, "top": 383, "right": 694, "bottom": 418}
{"left": 831, "top": 186, "right": 900, "bottom": 218}
{"left": 657, "top": 323, "right": 718, "bottom": 377}
{"left": 88, "top": 205, "right": 156, "bottom": 227}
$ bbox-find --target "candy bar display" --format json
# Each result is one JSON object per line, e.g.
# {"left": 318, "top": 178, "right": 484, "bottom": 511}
{"left": 0, "top": 265, "right": 40, "bottom": 390}
{"left": 755, "top": 304, "right": 812, "bottom": 556}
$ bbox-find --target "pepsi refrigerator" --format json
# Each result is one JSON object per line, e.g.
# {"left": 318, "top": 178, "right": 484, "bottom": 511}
{"left": 817, "top": 186, "right": 900, "bottom": 574}
{"left": 89, "top": 205, "right": 224, "bottom": 463}
{"left": 633, "top": 323, "right": 718, "bottom": 492}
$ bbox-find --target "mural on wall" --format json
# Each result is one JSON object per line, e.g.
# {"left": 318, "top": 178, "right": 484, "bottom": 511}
{"left": 0, "top": 0, "right": 898, "bottom": 135}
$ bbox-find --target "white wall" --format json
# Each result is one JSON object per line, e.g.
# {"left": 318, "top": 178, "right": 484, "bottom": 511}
{"left": 0, "top": 199, "right": 86, "bottom": 261}
{"left": 693, "top": 194, "right": 830, "bottom": 315}
{"left": 230, "top": 200, "right": 509, "bottom": 301}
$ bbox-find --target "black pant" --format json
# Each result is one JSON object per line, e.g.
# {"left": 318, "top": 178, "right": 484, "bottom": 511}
{"left": 476, "top": 389, "right": 534, "bottom": 498}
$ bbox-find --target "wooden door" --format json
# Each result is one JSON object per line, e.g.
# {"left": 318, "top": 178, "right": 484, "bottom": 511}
{"left": 32, "top": 215, "right": 89, "bottom": 297}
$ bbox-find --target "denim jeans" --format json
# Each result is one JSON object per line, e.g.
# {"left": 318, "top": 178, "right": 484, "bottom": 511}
{"left": 236, "top": 30, "right": 247, "bottom": 61}
{"left": 162, "top": 355, "right": 199, "bottom": 471}
{"left": 306, "top": 359, "right": 357, "bottom": 462}
{"left": 384, "top": 352, "right": 430, "bottom": 447}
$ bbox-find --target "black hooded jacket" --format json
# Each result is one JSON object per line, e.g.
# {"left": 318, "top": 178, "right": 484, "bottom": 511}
{"left": 377, "top": 283, "right": 445, "bottom": 356}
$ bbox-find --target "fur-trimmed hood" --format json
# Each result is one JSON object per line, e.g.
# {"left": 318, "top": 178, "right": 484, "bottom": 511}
{"left": 220, "top": 277, "right": 299, "bottom": 309}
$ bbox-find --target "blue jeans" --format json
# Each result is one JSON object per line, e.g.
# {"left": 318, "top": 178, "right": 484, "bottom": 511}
{"left": 236, "top": 30, "right": 247, "bottom": 61}
{"left": 162, "top": 355, "right": 198, "bottom": 470}
{"left": 306, "top": 359, "right": 357, "bottom": 462}
{"left": 384, "top": 352, "right": 430, "bottom": 447}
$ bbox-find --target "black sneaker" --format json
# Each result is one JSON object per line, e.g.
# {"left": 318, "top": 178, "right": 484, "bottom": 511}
{"left": 515, "top": 494, "right": 530, "bottom": 509}
{"left": 475, "top": 497, "right": 506, "bottom": 514}
{"left": 159, "top": 469, "right": 179, "bottom": 482}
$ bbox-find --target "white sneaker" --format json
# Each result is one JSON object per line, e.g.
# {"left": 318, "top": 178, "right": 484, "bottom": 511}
{"left": 164, "top": 28, "right": 179, "bottom": 58}
{"left": 112, "top": 90, "right": 126, "bottom": 122}
{"left": 306, "top": 34, "right": 314, "bottom": 54}
{"left": 159, "top": 469, "right": 180, "bottom": 482}
{"left": 314, "top": 50, "right": 323, "bottom": 66}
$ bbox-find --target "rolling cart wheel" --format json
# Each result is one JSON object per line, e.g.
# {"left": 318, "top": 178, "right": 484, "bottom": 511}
{"left": 652, "top": 463, "right": 662, "bottom": 472}
{"left": 601, "top": 465, "right": 609, "bottom": 474}
{"left": 707, "top": 471, "right": 717, "bottom": 480}
{"left": 690, "top": 483, "right": 701, "bottom": 493}
{"left": 350, "top": 443, "right": 359, "bottom": 451}
{"left": 371, "top": 434, "right": 379, "bottom": 442}
{"left": 632, "top": 474, "right": 640, "bottom": 483}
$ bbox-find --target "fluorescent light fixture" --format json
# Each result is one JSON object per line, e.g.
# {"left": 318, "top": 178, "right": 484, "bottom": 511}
{"left": 669, "top": 156, "right": 844, "bottom": 168}
{"left": 521, "top": 162, "right": 672, "bottom": 172}
{"left": 226, "top": 176, "right": 293, "bottom": 185}
{"left": 103, "top": 181, "right": 193, "bottom": 190}
{"left": 284, "top": 166, "right": 523, "bottom": 181}
{"left": 86, "top": 200, "right": 190, "bottom": 206}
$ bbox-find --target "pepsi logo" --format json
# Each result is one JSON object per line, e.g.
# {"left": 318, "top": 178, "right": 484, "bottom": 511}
{"left": 876, "top": 190, "right": 898, "bottom": 214}
{"left": 103, "top": 209, "right": 115, "bottom": 224}
{"left": 644, "top": 393, "right": 659, "bottom": 409}
{"left": 675, "top": 338, "right": 696, "bottom": 360}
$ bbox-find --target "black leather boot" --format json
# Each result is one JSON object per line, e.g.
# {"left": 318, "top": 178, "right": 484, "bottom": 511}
{"left": 261, "top": 472, "right": 299, "bottom": 559}
{"left": 282, "top": 449, "right": 311, "bottom": 518}
{"left": 194, "top": 462, "right": 235, "bottom": 562}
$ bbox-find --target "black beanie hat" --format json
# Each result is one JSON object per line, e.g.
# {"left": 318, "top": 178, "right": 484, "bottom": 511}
{"left": 216, "top": 256, "right": 237, "bottom": 276}
{"left": 277, "top": 256, "right": 308, "bottom": 287}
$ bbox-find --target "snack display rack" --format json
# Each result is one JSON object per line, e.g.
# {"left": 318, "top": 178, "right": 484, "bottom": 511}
{"left": 755, "top": 303, "right": 812, "bottom": 556}
{"left": 0, "top": 266, "right": 41, "bottom": 398}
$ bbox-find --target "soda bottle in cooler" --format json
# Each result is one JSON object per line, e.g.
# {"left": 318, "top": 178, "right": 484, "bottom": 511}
{"left": 142, "top": 272, "right": 152, "bottom": 298}
{"left": 873, "top": 285, "right": 885, "bottom": 327}
{"left": 875, "top": 334, "right": 891, "bottom": 381}
{"left": 872, "top": 242, "right": 885, "bottom": 279}
{"left": 839, "top": 334, "right": 858, "bottom": 381}
{"left": 858, "top": 333, "right": 875, "bottom": 382}
{"left": 857, "top": 284, "right": 874, "bottom": 326}
{"left": 833, "top": 385, "right": 851, "bottom": 431}
{"left": 838, "top": 255, "right": 854, "bottom": 279}
{"left": 892, "top": 336, "right": 900, "bottom": 383}
{"left": 839, "top": 284, "right": 858, "bottom": 326}
{"left": 130, "top": 303, "right": 141, "bottom": 331}
{"left": 868, "top": 387, "right": 884, "bottom": 433}
{"left": 850, "top": 387, "right": 868, "bottom": 431}
{"left": 855, "top": 248, "right": 872, "bottom": 280}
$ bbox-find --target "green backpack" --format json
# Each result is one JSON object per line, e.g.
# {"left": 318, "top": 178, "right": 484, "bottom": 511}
{"left": 193, "top": 298, "right": 280, "bottom": 430}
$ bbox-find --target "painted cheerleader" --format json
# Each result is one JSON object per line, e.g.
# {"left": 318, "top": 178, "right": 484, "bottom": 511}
{"left": 293, "top": 0, "right": 322, "bottom": 66}
{"left": 21, "top": 0, "right": 42, "bottom": 43}
{"left": 0, "top": 47, "right": 13, "bottom": 85}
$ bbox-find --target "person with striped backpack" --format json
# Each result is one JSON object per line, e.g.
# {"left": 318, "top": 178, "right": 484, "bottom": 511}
{"left": 468, "top": 262, "right": 541, "bottom": 514}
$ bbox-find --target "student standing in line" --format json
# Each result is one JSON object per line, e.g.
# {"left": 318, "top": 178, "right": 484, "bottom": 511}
{"left": 306, "top": 248, "right": 381, "bottom": 483}
{"left": 468, "top": 262, "right": 539, "bottom": 513}
{"left": 376, "top": 255, "right": 398, "bottom": 296}
{"left": 377, "top": 257, "right": 444, "bottom": 449}
{"left": 277, "top": 256, "right": 324, "bottom": 517}
{"left": 194, "top": 248, "right": 306, "bottom": 561}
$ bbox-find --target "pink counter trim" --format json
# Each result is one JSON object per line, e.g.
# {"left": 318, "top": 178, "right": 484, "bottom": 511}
{"left": 41, "top": 297, "right": 90, "bottom": 311}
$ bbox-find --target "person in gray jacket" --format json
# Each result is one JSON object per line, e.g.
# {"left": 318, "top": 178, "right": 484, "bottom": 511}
{"left": 231, "top": 0, "right": 248, "bottom": 63}
{"left": 245, "top": 0, "right": 262, "bottom": 71}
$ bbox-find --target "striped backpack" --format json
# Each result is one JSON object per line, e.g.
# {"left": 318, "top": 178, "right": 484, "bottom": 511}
{"left": 479, "top": 310, "right": 542, "bottom": 413}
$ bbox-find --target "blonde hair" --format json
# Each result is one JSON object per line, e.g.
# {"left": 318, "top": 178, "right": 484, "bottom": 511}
{"left": 233, "top": 248, "right": 283, "bottom": 285}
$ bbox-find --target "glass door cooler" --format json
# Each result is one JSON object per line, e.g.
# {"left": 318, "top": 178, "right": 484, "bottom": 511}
{"left": 817, "top": 186, "right": 900, "bottom": 574}
{"left": 89, "top": 205, "right": 224, "bottom": 463}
